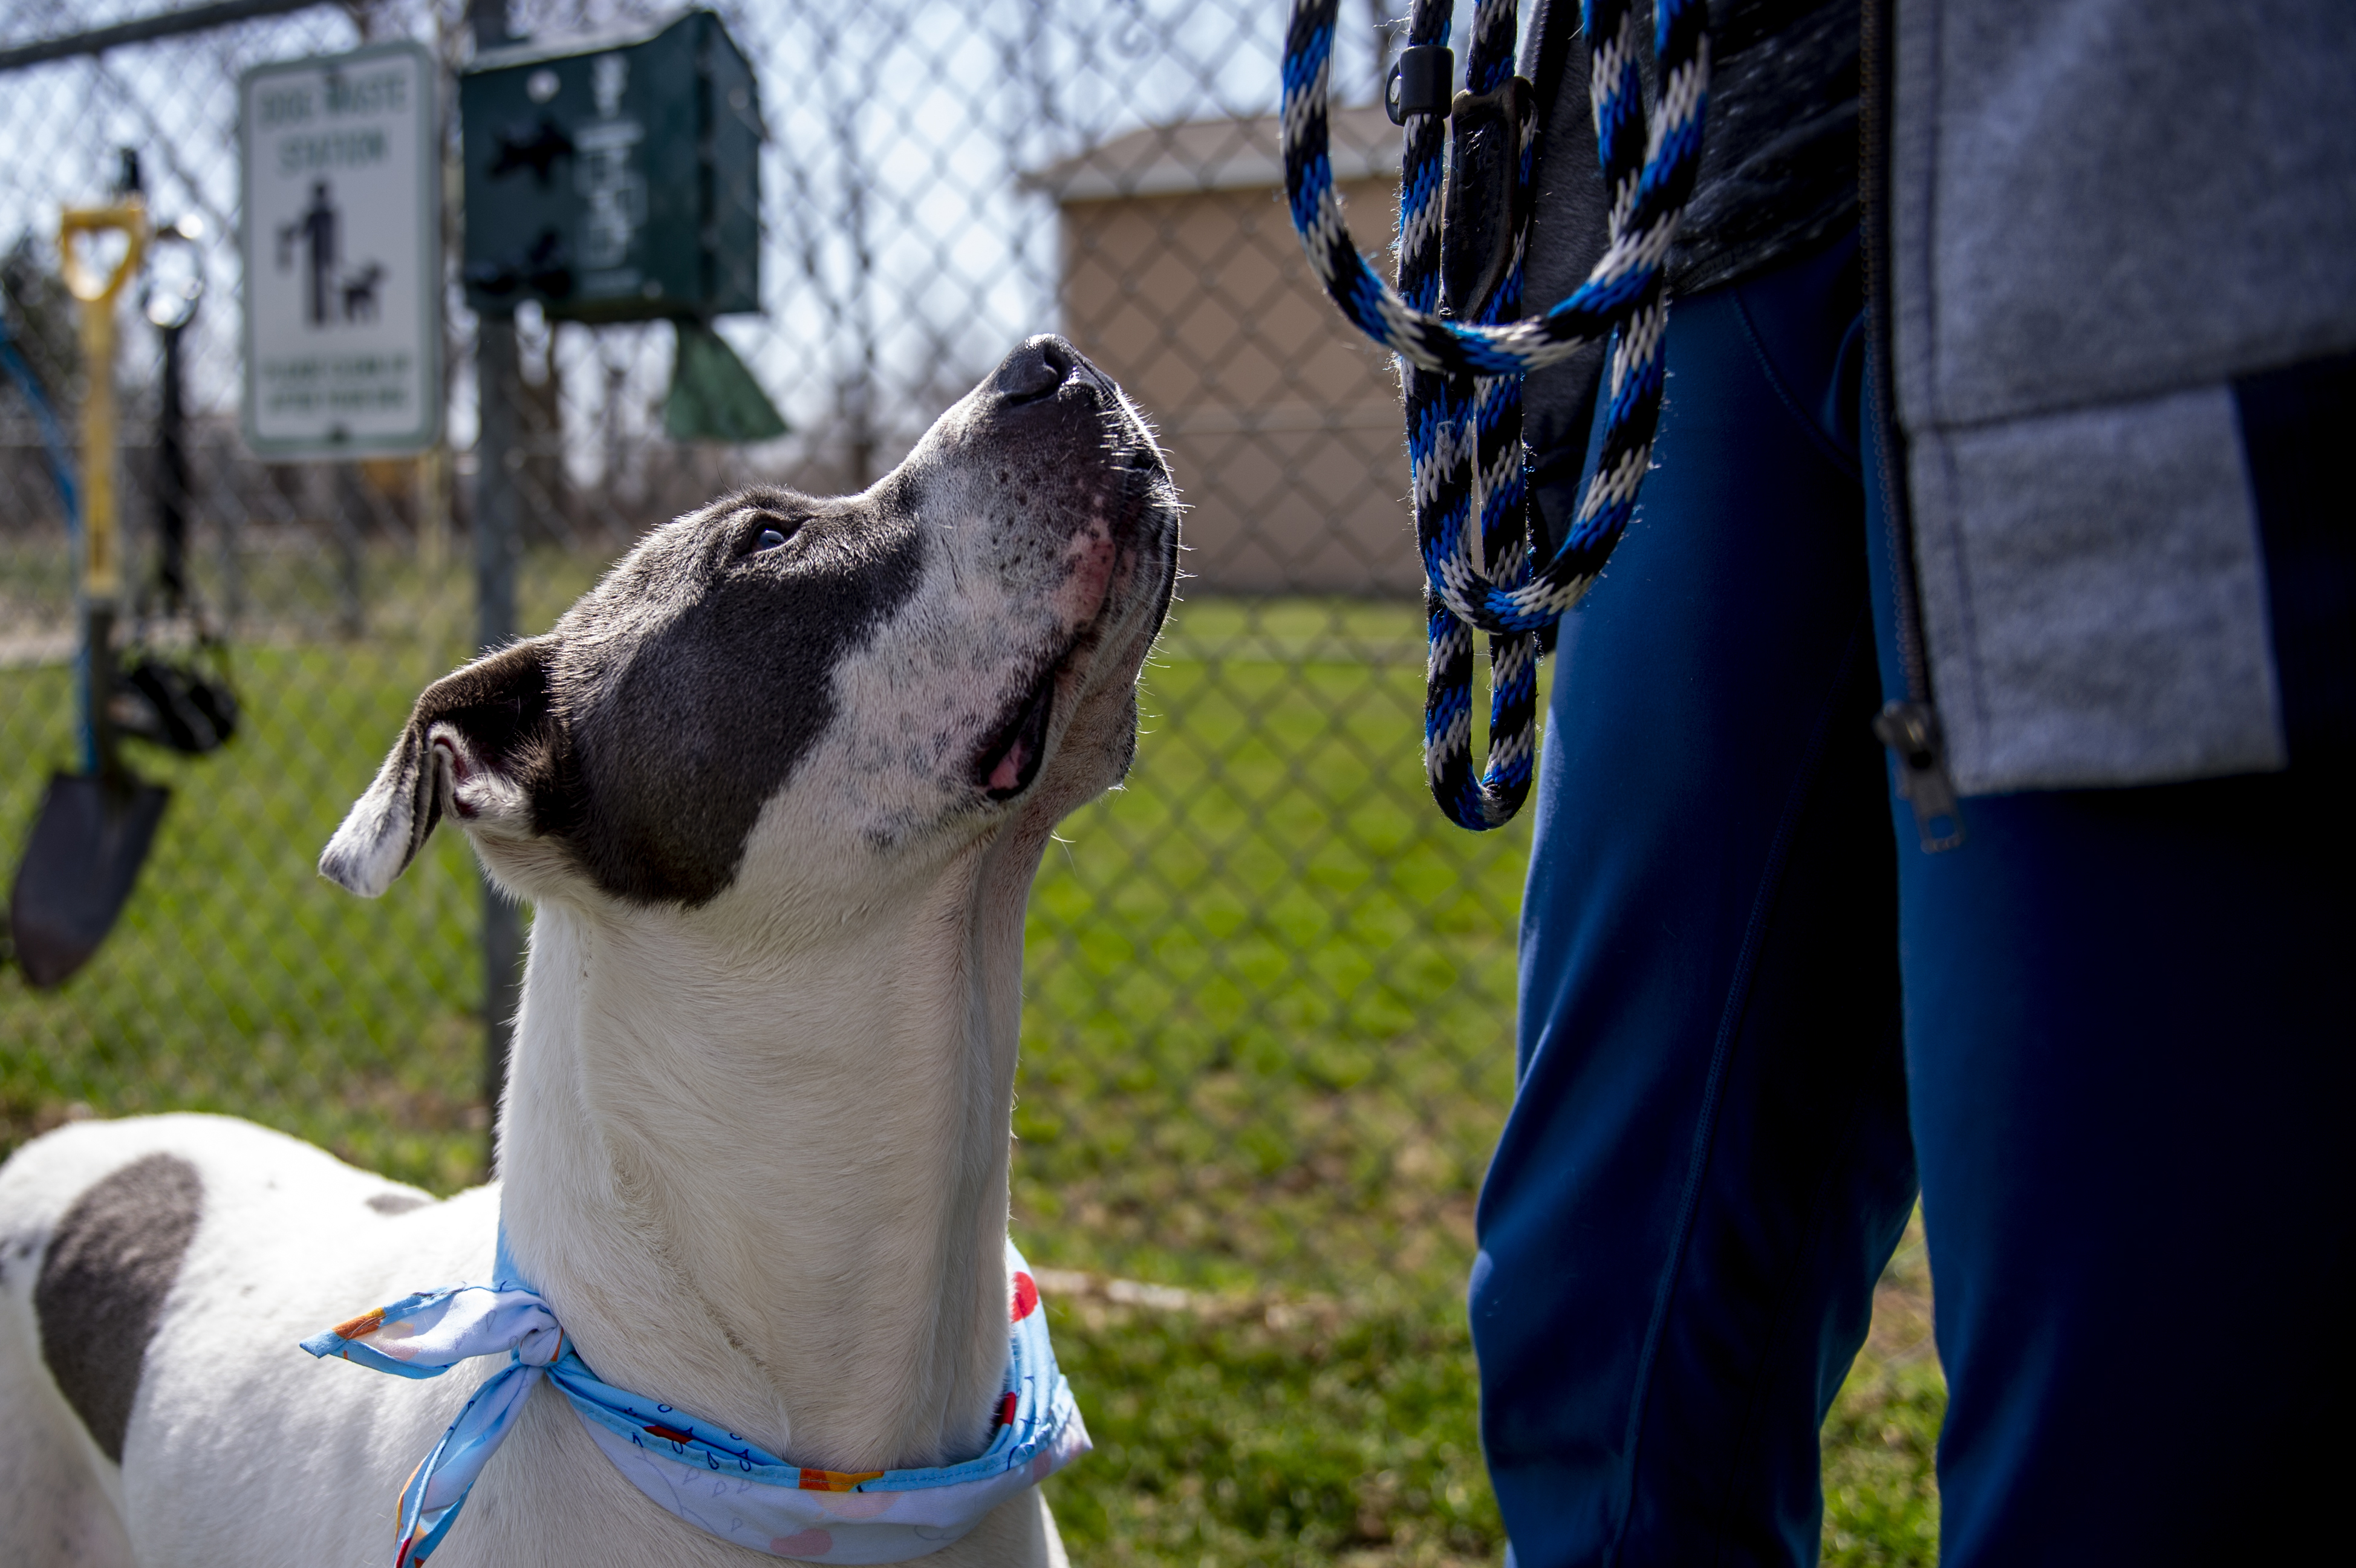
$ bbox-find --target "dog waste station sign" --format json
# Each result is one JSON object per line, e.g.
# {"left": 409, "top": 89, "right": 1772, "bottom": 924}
{"left": 239, "top": 41, "right": 440, "bottom": 458}
{"left": 461, "top": 10, "right": 785, "bottom": 443}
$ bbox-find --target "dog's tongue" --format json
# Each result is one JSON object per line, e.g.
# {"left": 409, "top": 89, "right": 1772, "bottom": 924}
{"left": 979, "top": 665, "right": 1057, "bottom": 799}
{"left": 988, "top": 743, "right": 1029, "bottom": 793}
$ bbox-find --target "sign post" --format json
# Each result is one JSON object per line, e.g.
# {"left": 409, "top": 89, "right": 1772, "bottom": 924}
{"left": 239, "top": 41, "right": 440, "bottom": 458}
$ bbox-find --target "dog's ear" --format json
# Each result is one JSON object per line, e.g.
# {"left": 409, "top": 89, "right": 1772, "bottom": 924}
{"left": 319, "top": 637, "right": 557, "bottom": 897}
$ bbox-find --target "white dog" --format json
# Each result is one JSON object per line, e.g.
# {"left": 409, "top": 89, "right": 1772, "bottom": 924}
{"left": 0, "top": 336, "right": 1179, "bottom": 1568}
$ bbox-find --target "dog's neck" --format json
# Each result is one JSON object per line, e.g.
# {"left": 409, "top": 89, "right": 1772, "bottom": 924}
{"left": 490, "top": 826, "right": 1044, "bottom": 1475}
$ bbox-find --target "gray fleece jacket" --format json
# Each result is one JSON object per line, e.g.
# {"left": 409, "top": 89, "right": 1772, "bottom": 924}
{"left": 1525, "top": 0, "right": 2356, "bottom": 796}
{"left": 1888, "top": 0, "right": 2356, "bottom": 794}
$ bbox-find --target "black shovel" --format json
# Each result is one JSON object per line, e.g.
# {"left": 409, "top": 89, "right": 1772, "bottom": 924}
{"left": 10, "top": 770, "right": 169, "bottom": 990}
{"left": 7, "top": 198, "right": 166, "bottom": 990}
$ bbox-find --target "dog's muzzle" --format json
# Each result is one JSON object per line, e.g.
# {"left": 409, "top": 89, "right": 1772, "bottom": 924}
{"left": 962, "top": 336, "right": 1175, "bottom": 804}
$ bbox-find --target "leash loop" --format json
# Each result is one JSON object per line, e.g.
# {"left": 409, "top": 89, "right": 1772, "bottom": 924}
{"left": 1283, "top": 0, "right": 1710, "bottom": 828}
{"left": 1440, "top": 74, "right": 1535, "bottom": 318}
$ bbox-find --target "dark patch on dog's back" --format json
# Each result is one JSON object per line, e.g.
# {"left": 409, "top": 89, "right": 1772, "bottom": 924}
{"left": 35, "top": 1153, "right": 203, "bottom": 1462}
{"left": 366, "top": 1191, "right": 430, "bottom": 1215}
{"left": 560, "top": 494, "right": 927, "bottom": 905}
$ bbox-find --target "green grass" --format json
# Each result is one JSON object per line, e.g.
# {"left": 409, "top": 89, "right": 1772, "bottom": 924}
{"left": 1043, "top": 1289, "right": 1497, "bottom": 1567}
{"left": 0, "top": 633, "right": 491, "bottom": 1191}
{"left": 0, "top": 565, "right": 1942, "bottom": 1564}
{"left": 1014, "top": 595, "right": 1524, "bottom": 1304}
{"left": 1821, "top": 1214, "right": 1944, "bottom": 1567}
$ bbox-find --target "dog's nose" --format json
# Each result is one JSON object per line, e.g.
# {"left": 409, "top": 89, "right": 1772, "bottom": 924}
{"left": 994, "top": 335, "right": 1076, "bottom": 403}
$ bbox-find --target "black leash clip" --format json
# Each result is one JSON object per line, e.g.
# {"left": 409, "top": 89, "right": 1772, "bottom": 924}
{"left": 1385, "top": 44, "right": 1454, "bottom": 125}
{"left": 1440, "top": 74, "right": 1535, "bottom": 322}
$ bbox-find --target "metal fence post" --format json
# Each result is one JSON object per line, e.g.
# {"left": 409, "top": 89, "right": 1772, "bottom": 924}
{"left": 470, "top": 0, "right": 521, "bottom": 1154}
{"left": 474, "top": 324, "right": 521, "bottom": 1147}
{"left": 332, "top": 461, "right": 365, "bottom": 636}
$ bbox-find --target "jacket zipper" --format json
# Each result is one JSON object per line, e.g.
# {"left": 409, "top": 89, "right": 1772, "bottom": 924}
{"left": 1861, "top": 0, "right": 1963, "bottom": 853}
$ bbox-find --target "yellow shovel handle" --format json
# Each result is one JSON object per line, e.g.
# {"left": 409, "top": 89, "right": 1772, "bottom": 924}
{"left": 57, "top": 201, "right": 148, "bottom": 603}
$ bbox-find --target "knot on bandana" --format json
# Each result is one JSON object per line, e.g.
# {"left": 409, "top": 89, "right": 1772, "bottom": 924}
{"left": 302, "top": 1238, "right": 1089, "bottom": 1567}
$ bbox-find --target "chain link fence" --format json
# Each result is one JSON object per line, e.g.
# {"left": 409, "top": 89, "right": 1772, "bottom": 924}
{"left": 0, "top": 5, "right": 1952, "bottom": 1563}
{"left": 1, "top": 1, "right": 1559, "bottom": 1559}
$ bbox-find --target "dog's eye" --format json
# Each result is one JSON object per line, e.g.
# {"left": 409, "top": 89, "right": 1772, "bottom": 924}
{"left": 746, "top": 518, "right": 799, "bottom": 555}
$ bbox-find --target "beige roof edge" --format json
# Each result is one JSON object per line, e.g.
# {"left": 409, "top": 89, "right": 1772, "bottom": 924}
{"left": 1026, "top": 104, "right": 1401, "bottom": 203}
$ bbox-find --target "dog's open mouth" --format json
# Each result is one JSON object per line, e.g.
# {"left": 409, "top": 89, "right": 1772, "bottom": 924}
{"left": 975, "top": 658, "right": 1062, "bottom": 799}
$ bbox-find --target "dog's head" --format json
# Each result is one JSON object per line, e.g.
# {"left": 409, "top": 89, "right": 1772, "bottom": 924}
{"left": 321, "top": 336, "right": 1177, "bottom": 919}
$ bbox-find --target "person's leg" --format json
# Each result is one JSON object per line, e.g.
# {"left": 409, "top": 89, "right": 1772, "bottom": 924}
{"left": 1863, "top": 354, "right": 2356, "bottom": 1566}
{"left": 1474, "top": 234, "right": 1918, "bottom": 1568}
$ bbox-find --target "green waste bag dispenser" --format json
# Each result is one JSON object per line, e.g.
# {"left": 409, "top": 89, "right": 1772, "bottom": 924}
{"left": 461, "top": 8, "right": 784, "bottom": 439}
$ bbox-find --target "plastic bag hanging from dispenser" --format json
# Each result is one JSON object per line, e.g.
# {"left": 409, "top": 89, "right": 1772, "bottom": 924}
{"left": 663, "top": 319, "right": 787, "bottom": 443}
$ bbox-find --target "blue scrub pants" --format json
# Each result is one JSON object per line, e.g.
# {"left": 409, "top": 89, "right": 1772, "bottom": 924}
{"left": 1473, "top": 232, "right": 2352, "bottom": 1566}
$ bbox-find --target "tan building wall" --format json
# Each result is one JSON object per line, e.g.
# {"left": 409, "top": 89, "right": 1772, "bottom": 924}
{"left": 1041, "top": 110, "right": 1419, "bottom": 597}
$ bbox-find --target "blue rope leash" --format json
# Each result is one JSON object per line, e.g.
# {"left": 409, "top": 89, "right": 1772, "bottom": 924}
{"left": 1282, "top": 0, "right": 1709, "bottom": 828}
{"left": 0, "top": 311, "right": 80, "bottom": 534}
{"left": 0, "top": 308, "right": 97, "bottom": 773}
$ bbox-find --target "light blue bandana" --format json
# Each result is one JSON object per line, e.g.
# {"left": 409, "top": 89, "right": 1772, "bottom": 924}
{"left": 302, "top": 1237, "right": 1088, "bottom": 1567}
